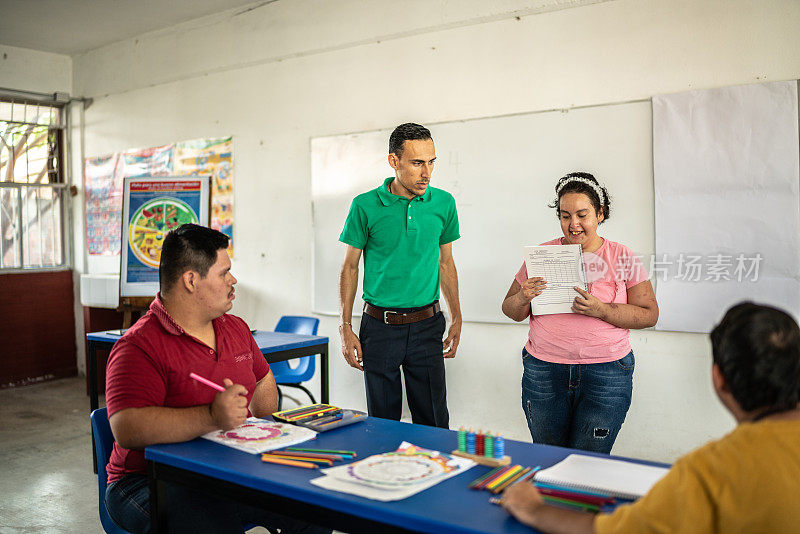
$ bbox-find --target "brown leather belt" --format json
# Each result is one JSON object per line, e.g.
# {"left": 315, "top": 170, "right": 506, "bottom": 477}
{"left": 364, "top": 302, "right": 441, "bottom": 325}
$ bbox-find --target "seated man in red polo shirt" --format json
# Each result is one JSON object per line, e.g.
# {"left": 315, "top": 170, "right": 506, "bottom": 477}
{"left": 104, "top": 224, "right": 328, "bottom": 534}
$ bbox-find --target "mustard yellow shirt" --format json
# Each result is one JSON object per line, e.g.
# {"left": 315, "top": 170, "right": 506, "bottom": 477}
{"left": 595, "top": 418, "right": 800, "bottom": 534}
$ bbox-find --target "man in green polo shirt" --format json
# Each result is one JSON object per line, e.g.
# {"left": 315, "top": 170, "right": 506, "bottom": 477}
{"left": 338, "top": 122, "right": 462, "bottom": 428}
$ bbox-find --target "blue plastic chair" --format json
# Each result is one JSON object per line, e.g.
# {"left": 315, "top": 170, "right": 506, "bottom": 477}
{"left": 90, "top": 408, "right": 131, "bottom": 534}
{"left": 271, "top": 316, "right": 320, "bottom": 409}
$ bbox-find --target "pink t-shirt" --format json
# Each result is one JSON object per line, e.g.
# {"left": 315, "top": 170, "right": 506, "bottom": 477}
{"left": 514, "top": 238, "right": 649, "bottom": 364}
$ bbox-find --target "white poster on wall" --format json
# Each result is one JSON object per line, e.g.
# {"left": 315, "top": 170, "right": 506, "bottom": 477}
{"left": 653, "top": 80, "right": 800, "bottom": 332}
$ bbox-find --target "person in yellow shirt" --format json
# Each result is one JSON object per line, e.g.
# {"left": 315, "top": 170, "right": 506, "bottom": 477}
{"left": 501, "top": 301, "right": 800, "bottom": 534}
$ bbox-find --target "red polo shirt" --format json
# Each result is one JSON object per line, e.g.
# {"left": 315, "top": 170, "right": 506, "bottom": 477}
{"left": 105, "top": 294, "right": 270, "bottom": 482}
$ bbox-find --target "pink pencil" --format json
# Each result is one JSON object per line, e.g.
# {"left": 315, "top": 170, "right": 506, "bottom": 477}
{"left": 189, "top": 372, "right": 225, "bottom": 392}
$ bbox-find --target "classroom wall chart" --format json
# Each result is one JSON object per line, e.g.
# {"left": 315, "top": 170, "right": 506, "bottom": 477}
{"left": 84, "top": 136, "right": 234, "bottom": 256}
{"left": 120, "top": 176, "right": 209, "bottom": 297}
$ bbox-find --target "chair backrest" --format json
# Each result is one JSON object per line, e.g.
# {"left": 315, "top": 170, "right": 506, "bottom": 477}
{"left": 274, "top": 316, "right": 319, "bottom": 336}
{"left": 90, "top": 408, "right": 131, "bottom": 534}
{"left": 270, "top": 316, "right": 320, "bottom": 383}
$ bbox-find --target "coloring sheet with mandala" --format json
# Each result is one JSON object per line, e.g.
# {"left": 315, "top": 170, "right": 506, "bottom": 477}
{"left": 201, "top": 418, "right": 316, "bottom": 454}
{"left": 311, "top": 442, "right": 475, "bottom": 501}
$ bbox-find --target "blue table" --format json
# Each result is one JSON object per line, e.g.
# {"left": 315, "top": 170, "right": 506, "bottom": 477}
{"left": 86, "top": 329, "right": 330, "bottom": 413}
{"left": 146, "top": 417, "right": 669, "bottom": 534}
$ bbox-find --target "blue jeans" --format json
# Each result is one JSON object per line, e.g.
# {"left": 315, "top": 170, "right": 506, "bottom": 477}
{"left": 521, "top": 349, "right": 634, "bottom": 454}
{"left": 106, "top": 473, "right": 330, "bottom": 534}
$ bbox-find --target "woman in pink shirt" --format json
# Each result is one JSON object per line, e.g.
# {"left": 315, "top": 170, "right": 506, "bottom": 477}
{"left": 501, "top": 172, "right": 659, "bottom": 453}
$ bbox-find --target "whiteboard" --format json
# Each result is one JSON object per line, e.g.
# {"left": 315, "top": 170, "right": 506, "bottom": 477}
{"left": 312, "top": 102, "right": 655, "bottom": 323}
{"left": 653, "top": 81, "right": 800, "bottom": 332}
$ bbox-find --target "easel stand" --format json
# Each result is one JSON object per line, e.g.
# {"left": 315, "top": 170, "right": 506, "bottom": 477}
{"left": 118, "top": 296, "right": 154, "bottom": 328}
{"left": 452, "top": 450, "right": 511, "bottom": 467}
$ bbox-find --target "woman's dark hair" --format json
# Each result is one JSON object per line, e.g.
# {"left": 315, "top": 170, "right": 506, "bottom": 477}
{"left": 710, "top": 302, "right": 800, "bottom": 413}
{"left": 548, "top": 172, "right": 611, "bottom": 223}
{"left": 159, "top": 223, "right": 229, "bottom": 294}
{"left": 389, "top": 123, "right": 432, "bottom": 157}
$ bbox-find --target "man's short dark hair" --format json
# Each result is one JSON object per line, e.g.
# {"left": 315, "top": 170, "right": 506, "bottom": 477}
{"left": 159, "top": 224, "right": 229, "bottom": 294}
{"left": 710, "top": 302, "right": 800, "bottom": 413}
{"left": 389, "top": 123, "right": 432, "bottom": 157}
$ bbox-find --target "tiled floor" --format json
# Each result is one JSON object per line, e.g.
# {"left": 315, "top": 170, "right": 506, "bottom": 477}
{"left": 0, "top": 377, "right": 102, "bottom": 534}
{"left": 0, "top": 376, "right": 311, "bottom": 533}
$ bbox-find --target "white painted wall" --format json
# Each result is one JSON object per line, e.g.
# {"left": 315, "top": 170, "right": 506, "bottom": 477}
{"left": 70, "top": 0, "right": 800, "bottom": 463}
{"left": 0, "top": 44, "right": 71, "bottom": 94}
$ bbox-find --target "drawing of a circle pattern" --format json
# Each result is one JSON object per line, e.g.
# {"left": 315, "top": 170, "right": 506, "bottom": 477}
{"left": 348, "top": 455, "right": 446, "bottom": 486}
{"left": 129, "top": 197, "right": 198, "bottom": 268}
{"left": 222, "top": 423, "right": 285, "bottom": 442}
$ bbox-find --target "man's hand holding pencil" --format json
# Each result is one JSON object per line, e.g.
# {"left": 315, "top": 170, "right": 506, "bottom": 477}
{"left": 190, "top": 373, "right": 249, "bottom": 431}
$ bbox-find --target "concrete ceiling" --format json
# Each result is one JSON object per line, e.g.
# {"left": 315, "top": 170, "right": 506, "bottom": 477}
{"left": 0, "top": 0, "right": 265, "bottom": 55}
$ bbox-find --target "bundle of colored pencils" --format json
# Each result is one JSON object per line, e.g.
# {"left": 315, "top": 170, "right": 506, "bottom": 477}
{"left": 469, "top": 465, "right": 538, "bottom": 494}
{"left": 487, "top": 481, "right": 616, "bottom": 513}
{"left": 260, "top": 448, "right": 357, "bottom": 469}
{"left": 273, "top": 404, "right": 343, "bottom": 424}
{"left": 533, "top": 482, "right": 615, "bottom": 512}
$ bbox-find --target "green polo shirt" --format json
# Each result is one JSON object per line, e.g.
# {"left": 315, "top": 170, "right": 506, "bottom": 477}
{"left": 340, "top": 177, "right": 460, "bottom": 308}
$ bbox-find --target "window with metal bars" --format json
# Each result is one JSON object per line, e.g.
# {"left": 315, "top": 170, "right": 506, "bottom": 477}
{"left": 0, "top": 98, "right": 67, "bottom": 270}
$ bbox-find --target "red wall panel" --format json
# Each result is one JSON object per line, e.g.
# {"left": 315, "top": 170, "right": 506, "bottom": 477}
{"left": 0, "top": 270, "right": 77, "bottom": 387}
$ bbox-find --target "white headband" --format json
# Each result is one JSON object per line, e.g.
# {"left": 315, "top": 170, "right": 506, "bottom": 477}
{"left": 556, "top": 176, "right": 606, "bottom": 206}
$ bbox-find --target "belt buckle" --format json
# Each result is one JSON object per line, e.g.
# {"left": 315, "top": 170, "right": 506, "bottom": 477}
{"left": 383, "top": 310, "right": 397, "bottom": 324}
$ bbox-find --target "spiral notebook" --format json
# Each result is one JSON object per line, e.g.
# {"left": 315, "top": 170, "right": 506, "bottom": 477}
{"left": 533, "top": 454, "right": 669, "bottom": 500}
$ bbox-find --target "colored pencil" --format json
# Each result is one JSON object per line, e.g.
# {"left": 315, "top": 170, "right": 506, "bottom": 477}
{"left": 263, "top": 454, "right": 333, "bottom": 465}
{"left": 514, "top": 466, "right": 540, "bottom": 485}
{"left": 491, "top": 467, "right": 529, "bottom": 493}
{"left": 312, "top": 413, "right": 343, "bottom": 425}
{"left": 282, "top": 406, "right": 340, "bottom": 421}
{"left": 276, "top": 404, "right": 327, "bottom": 417}
{"left": 481, "top": 466, "right": 518, "bottom": 490}
{"left": 189, "top": 372, "right": 225, "bottom": 392}
{"left": 275, "top": 405, "right": 338, "bottom": 420}
{"left": 314, "top": 413, "right": 345, "bottom": 425}
{"left": 475, "top": 466, "right": 509, "bottom": 490}
{"left": 296, "top": 408, "right": 341, "bottom": 421}
{"left": 537, "top": 487, "right": 614, "bottom": 506}
{"left": 488, "top": 495, "right": 599, "bottom": 512}
{"left": 469, "top": 467, "right": 504, "bottom": 489}
{"left": 286, "top": 447, "right": 356, "bottom": 456}
{"left": 260, "top": 456, "right": 319, "bottom": 469}
{"left": 264, "top": 451, "right": 346, "bottom": 461}
{"left": 487, "top": 465, "right": 524, "bottom": 490}
{"left": 533, "top": 481, "right": 614, "bottom": 500}
{"left": 486, "top": 465, "right": 524, "bottom": 491}
{"left": 491, "top": 467, "right": 531, "bottom": 494}
{"left": 501, "top": 466, "right": 540, "bottom": 492}
{"left": 542, "top": 496, "right": 600, "bottom": 512}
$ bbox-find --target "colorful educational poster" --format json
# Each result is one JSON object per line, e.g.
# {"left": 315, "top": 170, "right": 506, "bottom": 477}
{"left": 174, "top": 137, "right": 234, "bottom": 254}
{"left": 120, "top": 176, "right": 209, "bottom": 296}
{"left": 84, "top": 154, "right": 123, "bottom": 255}
{"left": 84, "top": 136, "right": 234, "bottom": 256}
{"left": 201, "top": 418, "right": 317, "bottom": 454}
{"left": 122, "top": 144, "right": 173, "bottom": 178}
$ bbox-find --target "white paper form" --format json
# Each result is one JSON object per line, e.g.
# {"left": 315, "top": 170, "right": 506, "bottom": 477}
{"left": 523, "top": 245, "right": 587, "bottom": 316}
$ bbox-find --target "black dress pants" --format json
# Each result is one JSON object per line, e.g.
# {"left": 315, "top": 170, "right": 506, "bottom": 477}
{"left": 359, "top": 309, "right": 449, "bottom": 428}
